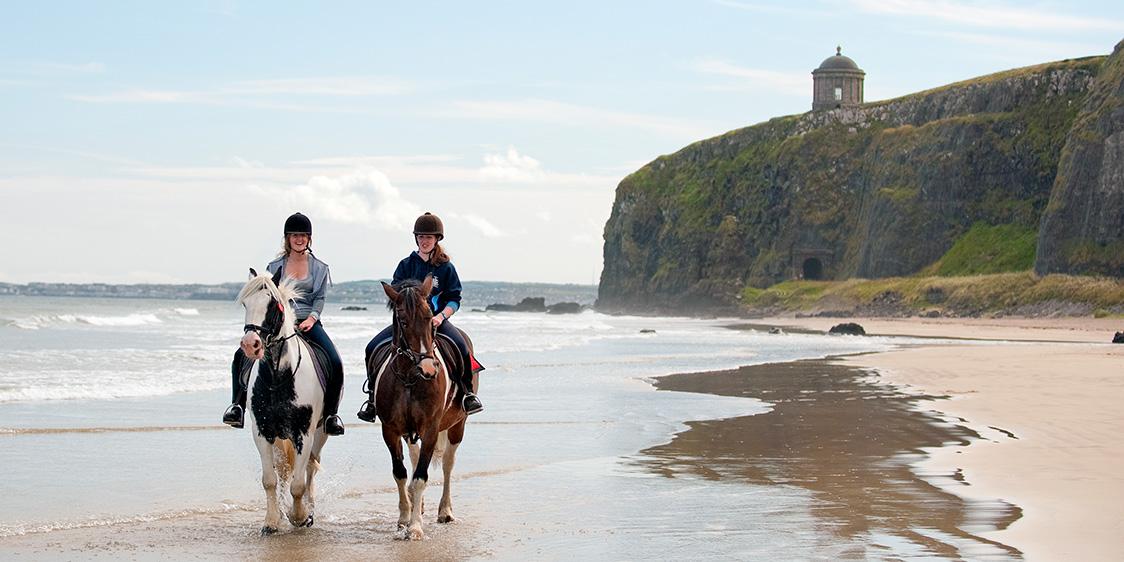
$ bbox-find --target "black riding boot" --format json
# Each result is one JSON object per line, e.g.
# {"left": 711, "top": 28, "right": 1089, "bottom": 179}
{"left": 223, "top": 350, "right": 250, "bottom": 428}
{"left": 460, "top": 364, "right": 483, "bottom": 415}
{"left": 323, "top": 367, "right": 345, "bottom": 436}
{"left": 356, "top": 375, "right": 378, "bottom": 423}
{"left": 223, "top": 388, "right": 246, "bottom": 428}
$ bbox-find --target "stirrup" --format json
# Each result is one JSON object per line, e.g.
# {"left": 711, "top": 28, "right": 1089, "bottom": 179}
{"left": 223, "top": 404, "right": 244, "bottom": 428}
{"left": 324, "top": 414, "right": 345, "bottom": 436}
{"left": 461, "top": 393, "right": 483, "bottom": 416}
{"left": 356, "top": 400, "right": 378, "bottom": 423}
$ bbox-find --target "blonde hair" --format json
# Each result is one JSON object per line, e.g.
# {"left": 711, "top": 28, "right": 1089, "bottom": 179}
{"left": 276, "top": 234, "right": 313, "bottom": 259}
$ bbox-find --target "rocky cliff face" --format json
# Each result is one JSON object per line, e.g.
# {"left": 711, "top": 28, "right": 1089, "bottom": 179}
{"left": 599, "top": 56, "right": 1107, "bottom": 312}
{"left": 1036, "top": 40, "right": 1124, "bottom": 277}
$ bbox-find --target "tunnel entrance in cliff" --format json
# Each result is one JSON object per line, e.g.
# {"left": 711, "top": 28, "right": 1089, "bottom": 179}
{"left": 802, "top": 258, "right": 824, "bottom": 280}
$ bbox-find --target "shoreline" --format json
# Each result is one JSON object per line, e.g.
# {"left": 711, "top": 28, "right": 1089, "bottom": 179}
{"left": 656, "top": 316, "right": 1123, "bottom": 560}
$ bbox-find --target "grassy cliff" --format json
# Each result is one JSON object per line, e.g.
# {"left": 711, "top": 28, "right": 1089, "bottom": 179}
{"left": 599, "top": 54, "right": 1111, "bottom": 313}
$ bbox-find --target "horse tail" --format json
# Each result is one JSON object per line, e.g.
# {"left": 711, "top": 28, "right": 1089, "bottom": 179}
{"left": 431, "top": 430, "right": 449, "bottom": 468}
{"left": 275, "top": 439, "right": 297, "bottom": 480}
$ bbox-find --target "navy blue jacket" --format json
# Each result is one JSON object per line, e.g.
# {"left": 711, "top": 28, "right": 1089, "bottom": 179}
{"left": 392, "top": 252, "right": 463, "bottom": 314}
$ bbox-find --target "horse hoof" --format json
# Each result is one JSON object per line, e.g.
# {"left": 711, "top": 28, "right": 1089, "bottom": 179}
{"left": 437, "top": 514, "right": 454, "bottom": 524}
{"left": 393, "top": 528, "right": 410, "bottom": 541}
{"left": 302, "top": 515, "right": 314, "bottom": 528}
{"left": 260, "top": 526, "right": 279, "bottom": 536}
{"left": 409, "top": 528, "right": 424, "bottom": 541}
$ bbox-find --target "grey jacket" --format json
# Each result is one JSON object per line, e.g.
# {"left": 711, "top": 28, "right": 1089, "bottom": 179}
{"left": 267, "top": 254, "right": 331, "bottom": 321}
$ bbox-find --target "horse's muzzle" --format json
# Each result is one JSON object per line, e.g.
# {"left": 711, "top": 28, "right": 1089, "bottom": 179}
{"left": 241, "top": 332, "right": 264, "bottom": 360}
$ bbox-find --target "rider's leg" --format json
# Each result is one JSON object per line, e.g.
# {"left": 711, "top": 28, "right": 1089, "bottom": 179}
{"left": 357, "top": 325, "right": 394, "bottom": 423}
{"left": 438, "top": 321, "right": 482, "bottom": 415}
{"left": 304, "top": 320, "right": 345, "bottom": 436}
{"left": 223, "top": 349, "right": 249, "bottom": 428}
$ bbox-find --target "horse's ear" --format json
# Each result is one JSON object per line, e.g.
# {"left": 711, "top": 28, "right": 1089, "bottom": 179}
{"left": 421, "top": 275, "right": 434, "bottom": 296}
{"left": 271, "top": 267, "right": 284, "bottom": 287}
{"left": 249, "top": 267, "right": 258, "bottom": 279}
{"left": 382, "top": 281, "right": 400, "bottom": 303}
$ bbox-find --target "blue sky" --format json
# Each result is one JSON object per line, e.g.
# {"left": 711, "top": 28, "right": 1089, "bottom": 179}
{"left": 2, "top": 1, "right": 1121, "bottom": 284}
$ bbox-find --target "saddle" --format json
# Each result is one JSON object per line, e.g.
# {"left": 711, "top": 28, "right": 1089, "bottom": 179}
{"left": 297, "top": 333, "right": 332, "bottom": 394}
{"left": 367, "top": 334, "right": 464, "bottom": 381}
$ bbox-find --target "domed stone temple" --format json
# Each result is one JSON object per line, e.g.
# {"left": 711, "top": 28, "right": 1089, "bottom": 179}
{"left": 812, "top": 46, "right": 865, "bottom": 111}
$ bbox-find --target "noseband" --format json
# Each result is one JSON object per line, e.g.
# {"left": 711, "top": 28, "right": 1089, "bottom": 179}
{"left": 391, "top": 300, "right": 439, "bottom": 388}
{"left": 244, "top": 293, "right": 300, "bottom": 376}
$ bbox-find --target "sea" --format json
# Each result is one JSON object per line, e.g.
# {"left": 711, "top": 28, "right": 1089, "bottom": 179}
{"left": 0, "top": 290, "right": 986, "bottom": 559}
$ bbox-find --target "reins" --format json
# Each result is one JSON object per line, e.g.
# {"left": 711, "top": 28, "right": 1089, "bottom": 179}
{"left": 389, "top": 288, "right": 439, "bottom": 388}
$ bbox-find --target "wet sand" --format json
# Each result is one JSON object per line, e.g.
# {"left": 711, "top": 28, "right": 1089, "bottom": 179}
{"left": 646, "top": 359, "right": 1021, "bottom": 559}
{"left": 657, "top": 316, "right": 1124, "bottom": 561}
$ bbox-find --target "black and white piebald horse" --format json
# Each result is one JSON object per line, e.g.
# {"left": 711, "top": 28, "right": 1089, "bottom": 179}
{"left": 237, "top": 268, "right": 329, "bottom": 535}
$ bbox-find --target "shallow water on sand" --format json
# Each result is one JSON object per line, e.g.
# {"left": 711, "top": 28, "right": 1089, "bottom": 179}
{"left": 0, "top": 296, "right": 1008, "bottom": 559}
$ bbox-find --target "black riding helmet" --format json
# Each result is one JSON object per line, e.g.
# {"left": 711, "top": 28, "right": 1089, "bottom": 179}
{"left": 284, "top": 212, "right": 312, "bottom": 235}
{"left": 412, "top": 212, "right": 444, "bottom": 241}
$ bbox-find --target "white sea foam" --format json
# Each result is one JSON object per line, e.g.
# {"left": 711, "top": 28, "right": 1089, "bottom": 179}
{"left": 7, "top": 312, "right": 165, "bottom": 330}
{"left": 173, "top": 308, "right": 200, "bottom": 316}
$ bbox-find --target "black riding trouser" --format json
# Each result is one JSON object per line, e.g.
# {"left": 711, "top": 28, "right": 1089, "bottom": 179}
{"left": 230, "top": 319, "right": 344, "bottom": 417}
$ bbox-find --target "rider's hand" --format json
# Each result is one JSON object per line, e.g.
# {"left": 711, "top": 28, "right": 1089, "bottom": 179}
{"left": 299, "top": 317, "right": 316, "bottom": 332}
{"left": 431, "top": 314, "right": 444, "bottom": 328}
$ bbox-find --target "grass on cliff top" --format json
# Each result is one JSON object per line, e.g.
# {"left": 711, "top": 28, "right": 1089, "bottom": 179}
{"left": 921, "top": 222, "right": 1038, "bottom": 276}
{"left": 740, "top": 272, "right": 1124, "bottom": 315}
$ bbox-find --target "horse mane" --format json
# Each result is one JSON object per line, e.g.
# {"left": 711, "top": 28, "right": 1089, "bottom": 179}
{"left": 237, "top": 273, "right": 302, "bottom": 326}
{"left": 387, "top": 278, "right": 427, "bottom": 313}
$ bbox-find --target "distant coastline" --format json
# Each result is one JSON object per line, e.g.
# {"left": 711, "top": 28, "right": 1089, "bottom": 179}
{"left": 0, "top": 280, "right": 599, "bottom": 307}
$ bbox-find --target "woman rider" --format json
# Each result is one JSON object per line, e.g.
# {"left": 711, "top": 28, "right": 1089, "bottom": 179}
{"left": 223, "top": 212, "right": 346, "bottom": 436}
{"left": 356, "top": 212, "right": 483, "bottom": 421}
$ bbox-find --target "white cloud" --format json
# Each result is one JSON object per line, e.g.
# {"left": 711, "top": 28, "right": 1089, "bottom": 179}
{"left": 444, "top": 98, "right": 717, "bottom": 139}
{"left": 66, "top": 76, "right": 412, "bottom": 112}
{"left": 479, "top": 146, "right": 546, "bottom": 182}
{"left": 847, "top": 0, "right": 1124, "bottom": 32}
{"left": 449, "top": 213, "right": 506, "bottom": 238}
{"left": 248, "top": 169, "right": 421, "bottom": 229}
{"left": 712, "top": 0, "right": 832, "bottom": 17}
{"left": 694, "top": 59, "right": 810, "bottom": 96}
{"left": 231, "top": 156, "right": 265, "bottom": 169}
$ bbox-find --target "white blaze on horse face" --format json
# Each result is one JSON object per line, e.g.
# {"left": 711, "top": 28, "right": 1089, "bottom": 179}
{"left": 241, "top": 331, "right": 264, "bottom": 360}
{"left": 241, "top": 288, "right": 272, "bottom": 360}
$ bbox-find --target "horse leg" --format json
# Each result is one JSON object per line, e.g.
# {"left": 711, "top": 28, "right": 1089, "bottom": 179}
{"left": 437, "top": 426, "right": 462, "bottom": 524}
{"left": 255, "top": 435, "right": 283, "bottom": 535}
{"left": 302, "top": 430, "right": 327, "bottom": 528}
{"left": 408, "top": 440, "right": 424, "bottom": 515}
{"left": 406, "top": 429, "right": 439, "bottom": 540}
{"left": 383, "top": 425, "right": 411, "bottom": 535}
{"left": 288, "top": 436, "right": 315, "bottom": 528}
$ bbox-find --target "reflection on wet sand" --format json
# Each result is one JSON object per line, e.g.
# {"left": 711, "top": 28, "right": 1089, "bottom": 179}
{"left": 641, "top": 358, "right": 1022, "bottom": 559}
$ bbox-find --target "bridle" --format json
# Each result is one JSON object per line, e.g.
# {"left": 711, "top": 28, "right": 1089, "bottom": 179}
{"left": 244, "top": 289, "right": 301, "bottom": 379}
{"left": 390, "top": 294, "right": 439, "bottom": 388}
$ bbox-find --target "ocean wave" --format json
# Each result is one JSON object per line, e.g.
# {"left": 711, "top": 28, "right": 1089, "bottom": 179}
{"left": 173, "top": 308, "right": 200, "bottom": 316}
{"left": 0, "top": 502, "right": 254, "bottom": 538}
{"left": 6, "top": 312, "right": 165, "bottom": 330}
{"left": 0, "top": 372, "right": 226, "bottom": 403}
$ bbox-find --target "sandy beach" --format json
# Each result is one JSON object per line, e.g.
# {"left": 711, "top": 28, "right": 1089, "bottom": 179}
{"left": 766, "top": 316, "right": 1124, "bottom": 560}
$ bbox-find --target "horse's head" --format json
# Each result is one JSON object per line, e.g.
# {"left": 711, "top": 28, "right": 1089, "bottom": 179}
{"left": 383, "top": 276, "right": 438, "bottom": 377}
{"left": 237, "top": 267, "right": 298, "bottom": 360}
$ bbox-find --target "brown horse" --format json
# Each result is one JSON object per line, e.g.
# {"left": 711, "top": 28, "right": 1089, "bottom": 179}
{"left": 368, "top": 276, "right": 476, "bottom": 540}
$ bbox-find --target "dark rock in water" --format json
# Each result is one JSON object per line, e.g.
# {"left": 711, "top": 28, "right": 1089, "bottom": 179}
{"left": 471, "top": 308, "right": 486, "bottom": 313}
{"left": 828, "top": 322, "right": 866, "bottom": 336}
{"left": 639, "top": 329, "right": 656, "bottom": 334}
{"left": 768, "top": 327, "right": 785, "bottom": 335}
{"left": 340, "top": 305, "right": 367, "bottom": 311}
{"left": 547, "top": 302, "right": 583, "bottom": 314}
{"left": 486, "top": 297, "right": 547, "bottom": 312}
{"left": 1113, "top": 331, "right": 1124, "bottom": 344}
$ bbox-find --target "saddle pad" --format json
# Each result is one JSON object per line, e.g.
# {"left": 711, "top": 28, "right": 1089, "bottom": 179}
{"left": 297, "top": 334, "right": 331, "bottom": 393}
